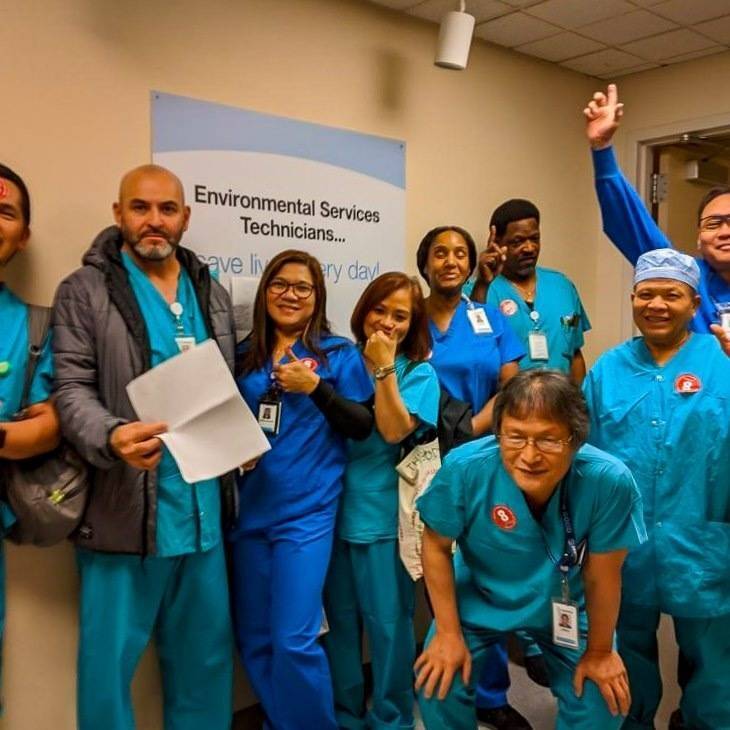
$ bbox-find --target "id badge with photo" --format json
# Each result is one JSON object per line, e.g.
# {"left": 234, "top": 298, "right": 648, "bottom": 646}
{"left": 467, "top": 307, "right": 493, "bottom": 334}
{"left": 551, "top": 598, "right": 579, "bottom": 649}
{"left": 528, "top": 331, "right": 549, "bottom": 361}
{"left": 258, "top": 399, "right": 281, "bottom": 435}
{"left": 175, "top": 336, "right": 197, "bottom": 353}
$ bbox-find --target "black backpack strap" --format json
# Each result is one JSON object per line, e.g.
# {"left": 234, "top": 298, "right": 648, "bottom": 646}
{"left": 20, "top": 304, "right": 52, "bottom": 411}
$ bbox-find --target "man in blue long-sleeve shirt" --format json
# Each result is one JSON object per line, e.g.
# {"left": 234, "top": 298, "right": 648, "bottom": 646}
{"left": 584, "top": 84, "right": 730, "bottom": 348}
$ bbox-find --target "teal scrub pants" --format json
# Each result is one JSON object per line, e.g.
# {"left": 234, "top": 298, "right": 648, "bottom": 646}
{"left": 617, "top": 603, "right": 730, "bottom": 730}
{"left": 418, "top": 622, "right": 622, "bottom": 730}
{"left": 76, "top": 543, "right": 233, "bottom": 730}
{"left": 323, "top": 538, "right": 416, "bottom": 730}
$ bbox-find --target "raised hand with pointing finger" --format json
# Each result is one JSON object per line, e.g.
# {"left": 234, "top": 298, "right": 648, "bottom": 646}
{"left": 470, "top": 225, "right": 507, "bottom": 303}
{"left": 584, "top": 83, "right": 624, "bottom": 150}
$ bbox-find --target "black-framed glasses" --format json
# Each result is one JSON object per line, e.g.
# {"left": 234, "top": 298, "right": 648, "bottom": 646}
{"left": 496, "top": 433, "right": 572, "bottom": 454}
{"left": 267, "top": 278, "right": 315, "bottom": 299}
{"left": 699, "top": 214, "right": 730, "bottom": 231}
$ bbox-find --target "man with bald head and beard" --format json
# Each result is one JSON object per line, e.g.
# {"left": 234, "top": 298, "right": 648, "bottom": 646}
{"left": 53, "top": 165, "right": 237, "bottom": 730}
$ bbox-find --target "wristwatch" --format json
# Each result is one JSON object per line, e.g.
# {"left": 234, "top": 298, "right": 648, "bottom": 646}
{"left": 373, "top": 363, "right": 396, "bottom": 380}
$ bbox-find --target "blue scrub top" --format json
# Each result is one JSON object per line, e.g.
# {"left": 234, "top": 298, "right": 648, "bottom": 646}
{"left": 338, "top": 354, "right": 439, "bottom": 544}
{"left": 486, "top": 267, "right": 590, "bottom": 373}
{"left": 0, "top": 284, "right": 53, "bottom": 534}
{"left": 122, "top": 253, "right": 222, "bottom": 557}
{"left": 593, "top": 146, "right": 730, "bottom": 333}
{"left": 232, "top": 334, "right": 373, "bottom": 536}
{"left": 417, "top": 438, "right": 646, "bottom": 633}
{"left": 584, "top": 334, "right": 730, "bottom": 618}
{"left": 428, "top": 298, "right": 525, "bottom": 413}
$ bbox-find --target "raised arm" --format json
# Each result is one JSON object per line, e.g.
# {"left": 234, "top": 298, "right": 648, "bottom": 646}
{"left": 584, "top": 84, "right": 672, "bottom": 264}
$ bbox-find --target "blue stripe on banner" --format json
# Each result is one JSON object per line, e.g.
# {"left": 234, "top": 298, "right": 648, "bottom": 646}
{"left": 151, "top": 91, "right": 405, "bottom": 189}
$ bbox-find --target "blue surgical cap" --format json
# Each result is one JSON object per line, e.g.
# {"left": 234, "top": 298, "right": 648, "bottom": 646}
{"left": 633, "top": 249, "right": 701, "bottom": 291}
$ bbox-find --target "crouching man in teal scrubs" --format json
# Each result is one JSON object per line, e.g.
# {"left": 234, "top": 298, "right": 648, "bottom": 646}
{"left": 52, "top": 165, "right": 235, "bottom": 730}
{"left": 583, "top": 250, "right": 730, "bottom": 730}
{"left": 415, "top": 370, "right": 647, "bottom": 730}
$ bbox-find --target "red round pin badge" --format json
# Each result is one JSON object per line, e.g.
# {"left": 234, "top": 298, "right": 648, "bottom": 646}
{"left": 492, "top": 505, "right": 517, "bottom": 530}
{"left": 500, "top": 299, "right": 518, "bottom": 317}
{"left": 300, "top": 357, "right": 319, "bottom": 371}
{"left": 674, "top": 373, "right": 701, "bottom": 394}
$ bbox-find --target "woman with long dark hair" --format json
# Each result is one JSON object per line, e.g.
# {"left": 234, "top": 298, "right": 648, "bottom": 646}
{"left": 323, "top": 272, "right": 440, "bottom": 730}
{"left": 229, "top": 249, "right": 373, "bottom": 730}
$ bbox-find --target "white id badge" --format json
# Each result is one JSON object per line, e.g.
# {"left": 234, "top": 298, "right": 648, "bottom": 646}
{"left": 552, "top": 598, "right": 579, "bottom": 649}
{"left": 467, "top": 307, "right": 493, "bottom": 334}
{"left": 528, "top": 331, "right": 549, "bottom": 360}
{"left": 175, "top": 336, "right": 197, "bottom": 353}
{"left": 258, "top": 401, "right": 281, "bottom": 434}
{"left": 721, "top": 311, "right": 730, "bottom": 334}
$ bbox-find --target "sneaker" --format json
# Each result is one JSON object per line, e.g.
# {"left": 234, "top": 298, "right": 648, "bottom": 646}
{"left": 524, "top": 653, "right": 551, "bottom": 688}
{"left": 669, "top": 708, "right": 686, "bottom": 730}
{"left": 476, "top": 704, "right": 533, "bottom": 730}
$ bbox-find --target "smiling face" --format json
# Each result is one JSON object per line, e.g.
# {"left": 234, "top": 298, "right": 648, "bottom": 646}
{"left": 0, "top": 177, "right": 30, "bottom": 267}
{"left": 631, "top": 279, "right": 699, "bottom": 346}
{"left": 363, "top": 286, "right": 413, "bottom": 350}
{"left": 499, "top": 412, "right": 575, "bottom": 505}
{"left": 499, "top": 218, "right": 540, "bottom": 280}
{"left": 114, "top": 167, "right": 190, "bottom": 261}
{"left": 425, "top": 229, "right": 471, "bottom": 295}
{"left": 698, "top": 193, "right": 730, "bottom": 275}
{"left": 265, "top": 262, "right": 316, "bottom": 334}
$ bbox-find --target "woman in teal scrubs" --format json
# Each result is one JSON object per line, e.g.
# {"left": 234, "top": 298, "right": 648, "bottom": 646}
{"left": 231, "top": 249, "right": 374, "bottom": 730}
{"left": 323, "top": 272, "right": 440, "bottom": 729}
{"left": 415, "top": 370, "right": 646, "bottom": 730}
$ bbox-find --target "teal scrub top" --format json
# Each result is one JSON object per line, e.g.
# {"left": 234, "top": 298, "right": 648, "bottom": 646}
{"left": 0, "top": 284, "right": 53, "bottom": 533}
{"left": 584, "top": 334, "right": 730, "bottom": 619}
{"left": 122, "top": 253, "right": 221, "bottom": 557}
{"left": 417, "top": 438, "right": 645, "bottom": 633}
{"left": 486, "top": 267, "right": 590, "bottom": 373}
{"left": 0, "top": 284, "right": 53, "bottom": 419}
{"left": 338, "top": 355, "right": 439, "bottom": 543}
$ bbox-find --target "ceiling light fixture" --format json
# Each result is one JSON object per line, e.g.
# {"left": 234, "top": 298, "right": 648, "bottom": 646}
{"left": 434, "top": 1, "right": 475, "bottom": 70}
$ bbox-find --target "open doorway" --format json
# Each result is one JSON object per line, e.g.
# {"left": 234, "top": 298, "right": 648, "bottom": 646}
{"left": 641, "top": 127, "right": 730, "bottom": 253}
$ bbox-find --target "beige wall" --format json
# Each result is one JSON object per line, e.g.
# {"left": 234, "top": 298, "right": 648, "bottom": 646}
{"left": 8, "top": 0, "right": 719, "bottom": 727}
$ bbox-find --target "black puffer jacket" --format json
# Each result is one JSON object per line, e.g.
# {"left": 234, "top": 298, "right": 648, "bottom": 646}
{"left": 52, "top": 226, "right": 237, "bottom": 555}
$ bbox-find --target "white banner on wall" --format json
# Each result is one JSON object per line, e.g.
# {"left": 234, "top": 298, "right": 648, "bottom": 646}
{"left": 151, "top": 92, "right": 406, "bottom": 336}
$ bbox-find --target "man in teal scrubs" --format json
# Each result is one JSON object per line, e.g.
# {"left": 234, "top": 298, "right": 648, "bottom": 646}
{"left": 52, "top": 165, "right": 236, "bottom": 730}
{"left": 415, "top": 370, "right": 646, "bottom": 730}
{"left": 583, "top": 249, "right": 730, "bottom": 730}
{"left": 471, "top": 199, "right": 590, "bottom": 384}
{"left": 0, "top": 163, "right": 59, "bottom": 706}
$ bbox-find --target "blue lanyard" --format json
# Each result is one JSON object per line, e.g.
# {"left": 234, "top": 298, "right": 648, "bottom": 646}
{"left": 540, "top": 481, "right": 581, "bottom": 600}
{"left": 461, "top": 293, "right": 475, "bottom": 311}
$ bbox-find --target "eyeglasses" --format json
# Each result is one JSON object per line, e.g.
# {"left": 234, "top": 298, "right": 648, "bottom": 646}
{"left": 496, "top": 433, "right": 572, "bottom": 454}
{"left": 699, "top": 214, "right": 730, "bottom": 231}
{"left": 267, "top": 278, "right": 315, "bottom": 299}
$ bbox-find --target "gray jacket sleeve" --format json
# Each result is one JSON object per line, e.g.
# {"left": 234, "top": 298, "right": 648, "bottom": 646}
{"left": 52, "top": 277, "right": 127, "bottom": 469}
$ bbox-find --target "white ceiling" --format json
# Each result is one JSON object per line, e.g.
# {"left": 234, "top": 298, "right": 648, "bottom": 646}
{"left": 368, "top": 0, "right": 730, "bottom": 78}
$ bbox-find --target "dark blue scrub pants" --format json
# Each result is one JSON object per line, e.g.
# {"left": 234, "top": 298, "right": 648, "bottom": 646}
{"left": 230, "top": 508, "right": 338, "bottom": 730}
